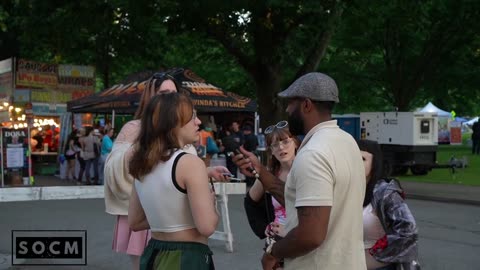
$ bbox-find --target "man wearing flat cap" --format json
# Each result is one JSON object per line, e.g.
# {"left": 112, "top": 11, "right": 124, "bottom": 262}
{"left": 234, "top": 72, "right": 366, "bottom": 270}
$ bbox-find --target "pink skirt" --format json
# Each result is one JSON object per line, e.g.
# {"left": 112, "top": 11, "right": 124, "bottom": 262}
{"left": 112, "top": 215, "right": 151, "bottom": 256}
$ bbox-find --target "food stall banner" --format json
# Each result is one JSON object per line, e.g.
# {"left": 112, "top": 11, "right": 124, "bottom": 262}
{"left": 58, "top": 64, "right": 95, "bottom": 100}
{"left": 67, "top": 68, "right": 257, "bottom": 114}
{"left": 13, "top": 89, "right": 31, "bottom": 103}
{"left": 16, "top": 59, "right": 58, "bottom": 89}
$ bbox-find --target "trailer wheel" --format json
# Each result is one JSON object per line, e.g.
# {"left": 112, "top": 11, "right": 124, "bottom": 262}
{"left": 411, "top": 165, "right": 429, "bottom": 175}
{"left": 384, "top": 161, "right": 393, "bottom": 177}
{"left": 393, "top": 166, "right": 409, "bottom": 176}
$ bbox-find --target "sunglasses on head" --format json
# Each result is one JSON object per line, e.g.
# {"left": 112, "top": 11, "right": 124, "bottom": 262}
{"left": 264, "top": 120, "right": 288, "bottom": 135}
{"left": 152, "top": 72, "right": 175, "bottom": 81}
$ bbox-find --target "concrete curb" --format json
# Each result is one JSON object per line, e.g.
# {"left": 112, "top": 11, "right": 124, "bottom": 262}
{"left": 0, "top": 183, "right": 245, "bottom": 202}
{"left": 406, "top": 194, "right": 480, "bottom": 206}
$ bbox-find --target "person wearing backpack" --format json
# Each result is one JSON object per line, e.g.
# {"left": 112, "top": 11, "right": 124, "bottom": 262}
{"left": 358, "top": 139, "right": 420, "bottom": 270}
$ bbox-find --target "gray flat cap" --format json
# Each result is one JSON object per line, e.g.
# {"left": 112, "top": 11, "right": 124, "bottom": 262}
{"left": 278, "top": 72, "right": 339, "bottom": 103}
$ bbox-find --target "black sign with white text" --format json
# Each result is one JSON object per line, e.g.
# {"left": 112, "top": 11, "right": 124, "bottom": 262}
{"left": 12, "top": 230, "right": 86, "bottom": 265}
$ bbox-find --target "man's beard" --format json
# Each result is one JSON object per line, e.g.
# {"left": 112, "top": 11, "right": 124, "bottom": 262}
{"left": 287, "top": 106, "right": 305, "bottom": 136}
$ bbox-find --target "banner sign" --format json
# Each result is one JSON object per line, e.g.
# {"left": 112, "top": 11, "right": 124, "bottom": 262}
{"left": 0, "top": 58, "right": 12, "bottom": 73}
{"left": 16, "top": 59, "right": 58, "bottom": 88}
{"left": 58, "top": 64, "right": 95, "bottom": 91}
{"left": 13, "top": 89, "right": 31, "bottom": 103}
{"left": 67, "top": 68, "right": 257, "bottom": 113}
{"left": 449, "top": 121, "right": 462, "bottom": 145}
{"left": 30, "top": 89, "right": 70, "bottom": 104}
{"left": 0, "top": 58, "right": 13, "bottom": 99}
{"left": 32, "top": 103, "right": 67, "bottom": 114}
{"left": 2, "top": 128, "right": 28, "bottom": 169}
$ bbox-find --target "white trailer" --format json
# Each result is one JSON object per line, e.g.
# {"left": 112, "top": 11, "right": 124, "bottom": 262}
{"left": 360, "top": 112, "right": 438, "bottom": 175}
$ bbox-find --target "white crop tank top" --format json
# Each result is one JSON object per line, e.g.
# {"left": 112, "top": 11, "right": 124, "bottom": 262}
{"left": 134, "top": 150, "right": 196, "bottom": 233}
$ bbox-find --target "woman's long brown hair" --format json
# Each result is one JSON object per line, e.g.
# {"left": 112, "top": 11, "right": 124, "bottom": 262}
{"left": 134, "top": 73, "right": 182, "bottom": 120}
{"left": 129, "top": 93, "right": 194, "bottom": 180}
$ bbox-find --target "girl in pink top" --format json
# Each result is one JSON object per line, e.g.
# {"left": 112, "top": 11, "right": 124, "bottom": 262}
{"left": 244, "top": 121, "right": 300, "bottom": 269}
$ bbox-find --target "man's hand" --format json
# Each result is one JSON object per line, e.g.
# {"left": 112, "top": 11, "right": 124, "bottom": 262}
{"left": 231, "top": 146, "right": 261, "bottom": 177}
{"left": 261, "top": 252, "right": 279, "bottom": 270}
{"left": 207, "top": 166, "right": 231, "bottom": 182}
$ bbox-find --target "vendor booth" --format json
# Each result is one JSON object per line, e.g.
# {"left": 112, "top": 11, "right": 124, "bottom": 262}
{"left": 418, "top": 102, "right": 452, "bottom": 144}
{"left": 67, "top": 69, "right": 256, "bottom": 251}
{"left": 0, "top": 58, "right": 96, "bottom": 186}
{"left": 66, "top": 67, "right": 258, "bottom": 175}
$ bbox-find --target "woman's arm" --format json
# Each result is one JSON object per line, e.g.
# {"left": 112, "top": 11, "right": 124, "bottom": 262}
{"left": 128, "top": 184, "right": 150, "bottom": 231}
{"left": 178, "top": 154, "right": 219, "bottom": 237}
{"left": 370, "top": 191, "right": 418, "bottom": 262}
{"left": 248, "top": 179, "right": 265, "bottom": 202}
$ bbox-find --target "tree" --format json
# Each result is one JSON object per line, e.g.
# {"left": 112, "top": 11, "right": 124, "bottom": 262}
{"left": 328, "top": 0, "right": 480, "bottom": 114}
{"left": 158, "top": 0, "right": 346, "bottom": 125}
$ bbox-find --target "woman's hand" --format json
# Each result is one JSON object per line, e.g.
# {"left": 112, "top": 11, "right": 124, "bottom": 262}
{"left": 265, "top": 222, "right": 286, "bottom": 238}
{"left": 207, "top": 166, "right": 231, "bottom": 182}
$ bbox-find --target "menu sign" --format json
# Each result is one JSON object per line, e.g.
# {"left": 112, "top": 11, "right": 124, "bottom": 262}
{"left": 2, "top": 128, "right": 28, "bottom": 169}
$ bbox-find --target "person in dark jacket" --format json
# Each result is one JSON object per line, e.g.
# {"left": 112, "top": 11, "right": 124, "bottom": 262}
{"left": 358, "top": 139, "right": 420, "bottom": 270}
{"left": 472, "top": 121, "right": 480, "bottom": 155}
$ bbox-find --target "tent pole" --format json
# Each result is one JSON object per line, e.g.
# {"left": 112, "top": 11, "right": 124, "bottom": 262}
{"left": 112, "top": 109, "right": 115, "bottom": 129}
{"left": 254, "top": 112, "right": 259, "bottom": 135}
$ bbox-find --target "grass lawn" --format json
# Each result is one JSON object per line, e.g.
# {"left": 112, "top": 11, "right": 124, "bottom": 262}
{"left": 398, "top": 144, "right": 480, "bottom": 186}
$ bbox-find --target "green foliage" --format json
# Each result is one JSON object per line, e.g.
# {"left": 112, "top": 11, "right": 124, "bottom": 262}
{"left": 327, "top": 0, "right": 480, "bottom": 115}
{"left": 0, "top": 0, "right": 479, "bottom": 119}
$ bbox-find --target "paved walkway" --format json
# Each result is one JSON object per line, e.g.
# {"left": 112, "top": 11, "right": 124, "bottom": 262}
{"left": 1, "top": 175, "right": 480, "bottom": 205}
{"left": 402, "top": 181, "right": 480, "bottom": 206}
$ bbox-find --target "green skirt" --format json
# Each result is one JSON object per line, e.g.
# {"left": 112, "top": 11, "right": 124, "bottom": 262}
{"left": 140, "top": 239, "right": 214, "bottom": 270}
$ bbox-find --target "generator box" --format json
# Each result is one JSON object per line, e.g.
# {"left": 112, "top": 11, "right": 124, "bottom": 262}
{"left": 359, "top": 112, "right": 438, "bottom": 176}
{"left": 360, "top": 112, "right": 438, "bottom": 146}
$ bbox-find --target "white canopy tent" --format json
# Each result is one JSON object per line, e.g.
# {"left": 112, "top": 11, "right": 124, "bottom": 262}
{"left": 463, "top": 117, "right": 479, "bottom": 126}
{"left": 418, "top": 102, "right": 452, "bottom": 117}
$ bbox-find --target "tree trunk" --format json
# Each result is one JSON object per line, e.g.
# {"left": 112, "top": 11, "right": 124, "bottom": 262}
{"left": 253, "top": 66, "right": 284, "bottom": 129}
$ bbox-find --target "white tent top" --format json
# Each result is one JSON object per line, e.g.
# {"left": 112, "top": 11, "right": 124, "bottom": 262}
{"left": 418, "top": 102, "right": 451, "bottom": 117}
{"left": 463, "top": 117, "right": 479, "bottom": 126}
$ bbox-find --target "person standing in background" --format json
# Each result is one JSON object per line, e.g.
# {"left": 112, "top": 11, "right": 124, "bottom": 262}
{"left": 64, "top": 134, "right": 78, "bottom": 181}
{"left": 242, "top": 124, "right": 258, "bottom": 153}
{"left": 223, "top": 121, "right": 244, "bottom": 177}
{"left": 99, "top": 128, "right": 114, "bottom": 184}
{"left": 82, "top": 127, "right": 100, "bottom": 185}
{"left": 472, "top": 121, "right": 480, "bottom": 155}
{"left": 76, "top": 128, "right": 87, "bottom": 185}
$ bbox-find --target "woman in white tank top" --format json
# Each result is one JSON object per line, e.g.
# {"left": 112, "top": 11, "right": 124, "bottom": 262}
{"left": 128, "top": 93, "right": 218, "bottom": 270}
{"left": 358, "top": 140, "right": 420, "bottom": 270}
